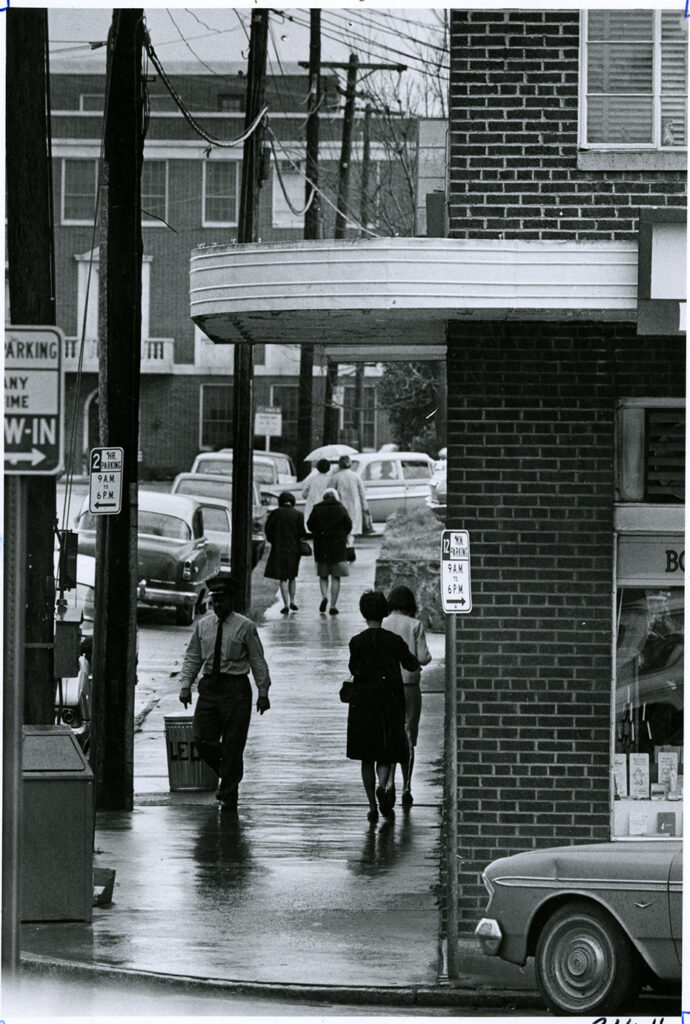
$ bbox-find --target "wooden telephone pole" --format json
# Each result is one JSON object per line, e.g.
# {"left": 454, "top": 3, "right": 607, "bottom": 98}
{"left": 296, "top": 9, "right": 322, "bottom": 471}
{"left": 91, "top": 9, "right": 146, "bottom": 809}
{"left": 232, "top": 9, "right": 269, "bottom": 613}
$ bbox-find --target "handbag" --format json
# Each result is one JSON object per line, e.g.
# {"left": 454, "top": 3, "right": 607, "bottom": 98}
{"left": 339, "top": 678, "right": 355, "bottom": 703}
{"left": 299, "top": 539, "right": 312, "bottom": 557}
{"left": 362, "top": 508, "right": 374, "bottom": 534}
{"left": 346, "top": 546, "right": 356, "bottom": 562}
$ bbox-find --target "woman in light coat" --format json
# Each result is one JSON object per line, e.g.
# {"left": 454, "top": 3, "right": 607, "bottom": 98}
{"left": 302, "top": 458, "right": 333, "bottom": 524}
{"left": 332, "top": 455, "right": 369, "bottom": 542}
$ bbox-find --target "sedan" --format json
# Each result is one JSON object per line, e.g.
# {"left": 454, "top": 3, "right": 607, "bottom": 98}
{"left": 171, "top": 472, "right": 271, "bottom": 567}
{"left": 475, "top": 840, "right": 682, "bottom": 1015}
{"left": 75, "top": 490, "right": 221, "bottom": 625}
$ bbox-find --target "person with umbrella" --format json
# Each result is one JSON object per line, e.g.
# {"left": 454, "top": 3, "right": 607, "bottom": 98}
{"left": 301, "top": 458, "right": 333, "bottom": 524}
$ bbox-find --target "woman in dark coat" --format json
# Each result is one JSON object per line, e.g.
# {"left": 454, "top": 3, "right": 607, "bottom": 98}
{"left": 306, "top": 488, "right": 352, "bottom": 615}
{"left": 264, "top": 491, "right": 307, "bottom": 614}
{"left": 347, "top": 590, "right": 420, "bottom": 823}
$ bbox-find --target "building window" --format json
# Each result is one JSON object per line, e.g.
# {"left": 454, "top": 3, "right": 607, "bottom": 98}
{"left": 141, "top": 161, "right": 168, "bottom": 225}
{"left": 62, "top": 159, "right": 99, "bottom": 224}
{"left": 269, "top": 384, "right": 299, "bottom": 449}
{"left": 272, "top": 163, "right": 305, "bottom": 229}
{"left": 342, "top": 384, "right": 377, "bottom": 449}
{"left": 200, "top": 383, "right": 234, "bottom": 449}
{"left": 79, "top": 94, "right": 104, "bottom": 112}
{"left": 613, "top": 583, "right": 683, "bottom": 838}
{"left": 75, "top": 249, "right": 151, "bottom": 340}
{"left": 616, "top": 400, "right": 685, "bottom": 503}
{"left": 582, "top": 10, "right": 688, "bottom": 149}
{"left": 203, "top": 162, "right": 239, "bottom": 226}
{"left": 218, "top": 93, "right": 243, "bottom": 113}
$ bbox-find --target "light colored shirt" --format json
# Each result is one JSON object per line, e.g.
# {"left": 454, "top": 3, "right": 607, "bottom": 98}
{"left": 179, "top": 610, "right": 271, "bottom": 696}
{"left": 332, "top": 467, "right": 368, "bottom": 536}
{"left": 382, "top": 610, "right": 432, "bottom": 686}
{"left": 302, "top": 470, "right": 333, "bottom": 523}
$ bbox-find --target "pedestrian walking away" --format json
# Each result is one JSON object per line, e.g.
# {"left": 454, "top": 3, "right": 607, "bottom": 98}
{"left": 177, "top": 575, "right": 271, "bottom": 812}
{"left": 306, "top": 487, "right": 352, "bottom": 615}
{"left": 346, "top": 590, "right": 419, "bottom": 824}
{"left": 332, "top": 454, "right": 369, "bottom": 545}
{"left": 382, "top": 585, "right": 432, "bottom": 807}
{"left": 264, "top": 490, "right": 307, "bottom": 614}
{"left": 301, "top": 457, "right": 333, "bottom": 524}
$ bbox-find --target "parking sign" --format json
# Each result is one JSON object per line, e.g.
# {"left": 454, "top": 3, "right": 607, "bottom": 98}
{"left": 441, "top": 530, "right": 472, "bottom": 614}
{"left": 89, "top": 447, "right": 124, "bottom": 515}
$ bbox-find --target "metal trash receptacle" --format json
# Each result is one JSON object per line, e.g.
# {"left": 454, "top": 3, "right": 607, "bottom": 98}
{"left": 22, "top": 724, "right": 94, "bottom": 922}
{"left": 164, "top": 714, "right": 217, "bottom": 791}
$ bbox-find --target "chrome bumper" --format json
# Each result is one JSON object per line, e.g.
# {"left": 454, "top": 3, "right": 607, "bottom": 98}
{"left": 474, "top": 917, "right": 502, "bottom": 956}
{"left": 137, "top": 581, "right": 196, "bottom": 608}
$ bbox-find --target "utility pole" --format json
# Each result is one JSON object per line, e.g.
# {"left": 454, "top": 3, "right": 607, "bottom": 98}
{"left": 6, "top": 8, "right": 57, "bottom": 726}
{"left": 296, "top": 9, "right": 321, "bottom": 473}
{"left": 353, "top": 100, "right": 372, "bottom": 452}
{"left": 232, "top": 8, "right": 268, "bottom": 613}
{"left": 92, "top": 9, "right": 146, "bottom": 810}
{"left": 5, "top": 8, "right": 56, "bottom": 972}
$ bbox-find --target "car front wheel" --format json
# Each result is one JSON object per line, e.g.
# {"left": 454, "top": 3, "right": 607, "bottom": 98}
{"left": 535, "top": 900, "right": 639, "bottom": 1015}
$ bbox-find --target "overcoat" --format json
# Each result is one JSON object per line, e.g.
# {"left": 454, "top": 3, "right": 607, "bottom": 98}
{"left": 306, "top": 499, "right": 352, "bottom": 564}
{"left": 264, "top": 505, "right": 306, "bottom": 581}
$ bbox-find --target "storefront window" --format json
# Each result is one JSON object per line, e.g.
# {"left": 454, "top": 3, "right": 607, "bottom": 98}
{"left": 613, "top": 586, "right": 683, "bottom": 838}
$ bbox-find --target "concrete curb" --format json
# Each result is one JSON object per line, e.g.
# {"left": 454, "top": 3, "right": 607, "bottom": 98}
{"left": 20, "top": 953, "right": 541, "bottom": 1010}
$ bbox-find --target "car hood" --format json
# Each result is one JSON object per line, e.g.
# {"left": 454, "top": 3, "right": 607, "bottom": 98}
{"left": 484, "top": 840, "right": 681, "bottom": 885}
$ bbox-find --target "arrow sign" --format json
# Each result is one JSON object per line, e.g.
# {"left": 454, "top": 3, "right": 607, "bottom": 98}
{"left": 6, "top": 448, "right": 46, "bottom": 466}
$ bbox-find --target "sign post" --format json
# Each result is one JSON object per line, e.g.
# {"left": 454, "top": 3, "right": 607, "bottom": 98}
{"left": 4, "top": 325, "right": 64, "bottom": 475}
{"left": 89, "top": 447, "right": 124, "bottom": 515}
{"left": 440, "top": 528, "right": 472, "bottom": 981}
{"left": 254, "top": 405, "right": 282, "bottom": 452}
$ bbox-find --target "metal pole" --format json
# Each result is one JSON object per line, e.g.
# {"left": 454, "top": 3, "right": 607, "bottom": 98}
{"left": 444, "top": 611, "right": 460, "bottom": 978}
{"left": 2, "top": 478, "right": 26, "bottom": 978}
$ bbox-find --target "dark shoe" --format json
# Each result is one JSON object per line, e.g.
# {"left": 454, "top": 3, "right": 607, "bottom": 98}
{"left": 319, "top": 597, "right": 328, "bottom": 613}
{"left": 329, "top": 607, "right": 339, "bottom": 615}
{"left": 219, "top": 799, "right": 238, "bottom": 813}
{"left": 402, "top": 790, "right": 414, "bottom": 808}
{"left": 280, "top": 606, "right": 289, "bottom": 615}
{"left": 367, "top": 808, "right": 379, "bottom": 824}
{"left": 375, "top": 785, "right": 388, "bottom": 815}
{"left": 387, "top": 783, "right": 396, "bottom": 809}
{"left": 290, "top": 603, "right": 298, "bottom": 611}
{"left": 215, "top": 787, "right": 222, "bottom": 802}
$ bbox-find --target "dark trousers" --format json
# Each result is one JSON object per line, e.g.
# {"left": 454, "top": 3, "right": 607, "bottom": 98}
{"left": 193, "top": 674, "right": 252, "bottom": 803}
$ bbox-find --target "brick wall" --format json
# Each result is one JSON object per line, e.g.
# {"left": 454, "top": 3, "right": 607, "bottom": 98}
{"left": 448, "top": 10, "right": 686, "bottom": 240}
{"left": 446, "top": 320, "right": 685, "bottom": 929}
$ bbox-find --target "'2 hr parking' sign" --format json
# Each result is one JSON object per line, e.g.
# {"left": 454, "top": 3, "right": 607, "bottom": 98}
{"left": 441, "top": 530, "right": 472, "bottom": 614}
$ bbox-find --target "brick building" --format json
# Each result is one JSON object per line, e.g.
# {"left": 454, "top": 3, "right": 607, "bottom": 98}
{"left": 50, "top": 61, "right": 416, "bottom": 477}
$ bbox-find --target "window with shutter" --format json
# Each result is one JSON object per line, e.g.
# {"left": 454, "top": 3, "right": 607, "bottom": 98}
{"left": 582, "top": 10, "right": 688, "bottom": 149}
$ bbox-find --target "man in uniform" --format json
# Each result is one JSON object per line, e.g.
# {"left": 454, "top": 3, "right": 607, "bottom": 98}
{"left": 178, "top": 576, "right": 271, "bottom": 812}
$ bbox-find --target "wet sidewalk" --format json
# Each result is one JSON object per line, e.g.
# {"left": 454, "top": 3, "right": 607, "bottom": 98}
{"left": 19, "top": 534, "right": 537, "bottom": 1008}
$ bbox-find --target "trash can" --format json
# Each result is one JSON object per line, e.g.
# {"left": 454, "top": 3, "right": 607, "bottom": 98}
{"left": 22, "top": 724, "right": 94, "bottom": 922}
{"left": 164, "top": 714, "right": 217, "bottom": 791}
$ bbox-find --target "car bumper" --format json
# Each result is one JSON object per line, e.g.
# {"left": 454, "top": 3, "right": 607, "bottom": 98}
{"left": 474, "top": 917, "right": 503, "bottom": 956}
{"left": 137, "top": 582, "right": 197, "bottom": 608}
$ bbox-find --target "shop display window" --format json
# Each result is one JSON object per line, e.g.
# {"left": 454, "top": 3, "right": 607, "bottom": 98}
{"left": 613, "top": 587, "right": 683, "bottom": 838}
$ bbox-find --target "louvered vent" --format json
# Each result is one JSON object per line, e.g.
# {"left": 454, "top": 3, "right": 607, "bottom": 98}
{"left": 645, "top": 408, "right": 685, "bottom": 502}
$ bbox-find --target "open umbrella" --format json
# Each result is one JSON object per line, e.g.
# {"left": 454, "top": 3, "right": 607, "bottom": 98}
{"left": 305, "top": 443, "right": 359, "bottom": 462}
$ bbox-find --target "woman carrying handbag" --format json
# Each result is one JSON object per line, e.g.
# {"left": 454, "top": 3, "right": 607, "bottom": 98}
{"left": 264, "top": 491, "right": 308, "bottom": 615}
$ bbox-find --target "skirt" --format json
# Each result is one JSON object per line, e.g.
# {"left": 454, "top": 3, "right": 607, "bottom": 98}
{"left": 316, "top": 560, "right": 349, "bottom": 578}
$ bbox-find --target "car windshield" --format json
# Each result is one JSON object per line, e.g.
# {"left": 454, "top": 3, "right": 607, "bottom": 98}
{"left": 201, "top": 507, "right": 230, "bottom": 533}
{"left": 196, "top": 459, "right": 233, "bottom": 476}
{"left": 176, "top": 478, "right": 232, "bottom": 500}
{"left": 138, "top": 511, "right": 191, "bottom": 540}
{"left": 402, "top": 460, "right": 432, "bottom": 479}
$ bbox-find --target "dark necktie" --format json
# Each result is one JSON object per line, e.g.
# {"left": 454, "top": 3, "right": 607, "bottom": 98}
{"left": 212, "top": 619, "right": 223, "bottom": 678}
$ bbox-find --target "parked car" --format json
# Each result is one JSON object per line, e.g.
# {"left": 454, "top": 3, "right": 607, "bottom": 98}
{"left": 348, "top": 451, "right": 435, "bottom": 521}
{"left": 190, "top": 450, "right": 286, "bottom": 490}
{"left": 474, "top": 839, "right": 682, "bottom": 1015}
{"left": 171, "top": 472, "right": 270, "bottom": 567}
{"left": 54, "top": 552, "right": 95, "bottom": 752}
{"left": 220, "top": 448, "right": 297, "bottom": 485}
{"left": 75, "top": 490, "right": 221, "bottom": 625}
